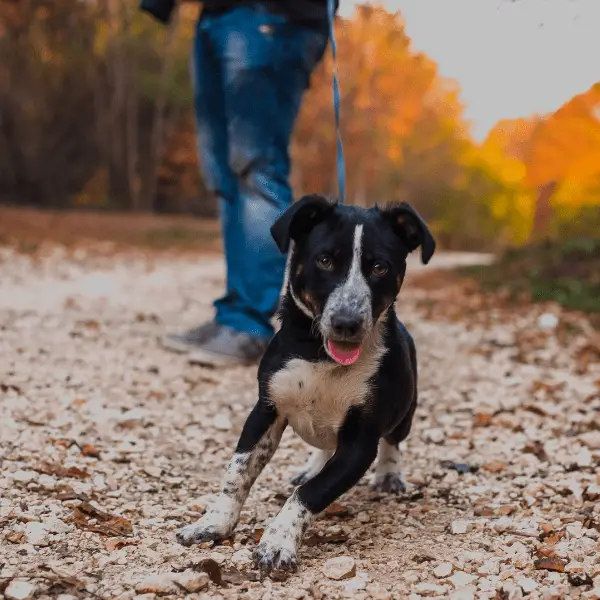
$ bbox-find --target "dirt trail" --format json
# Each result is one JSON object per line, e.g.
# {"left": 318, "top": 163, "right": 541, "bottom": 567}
{"left": 1, "top": 248, "right": 599, "bottom": 600}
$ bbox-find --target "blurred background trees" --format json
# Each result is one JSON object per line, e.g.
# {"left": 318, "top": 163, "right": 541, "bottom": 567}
{"left": 0, "top": 1, "right": 598, "bottom": 248}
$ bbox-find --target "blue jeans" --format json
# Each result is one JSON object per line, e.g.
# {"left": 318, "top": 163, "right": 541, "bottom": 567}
{"left": 192, "top": 5, "right": 327, "bottom": 340}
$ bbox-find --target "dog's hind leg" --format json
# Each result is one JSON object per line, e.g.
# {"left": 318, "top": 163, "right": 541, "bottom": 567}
{"left": 371, "top": 438, "right": 407, "bottom": 494}
{"left": 291, "top": 448, "right": 333, "bottom": 485}
{"left": 177, "top": 400, "right": 286, "bottom": 547}
{"left": 371, "top": 399, "right": 416, "bottom": 494}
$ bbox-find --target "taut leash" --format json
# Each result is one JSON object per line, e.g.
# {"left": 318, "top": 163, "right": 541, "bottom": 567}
{"left": 327, "top": 0, "right": 346, "bottom": 204}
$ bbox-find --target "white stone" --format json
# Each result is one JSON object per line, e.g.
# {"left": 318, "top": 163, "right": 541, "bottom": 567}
{"left": 537, "top": 313, "right": 558, "bottom": 330}
{"left": 451, "top": 520, "right": 469, "bottom": 535}
{"left": 433, "top": 562, "right": 454, "bottom": 578}
{"left": 450, "top": 572, "right": 476, "bottom": 588}
{"left": 5, "top": 580, "right": 36, "bottom": 600}
{"left": 517, "top": 577, "right": 537, "bottom": 593}
{"left": 212, "top": 414, "right": 232, "bottom": 431}
{"left": 9, "top": 470, "right": 36, "bottom": 483}
{"left": 231, "top": 549, "right": 253, "bottom": 568}
{"left": 322, "top": 556, "right": 356, "bottom": 581}
{"left": 414, "top": 583, "right": 448, "bottom": 596}
{"left": 24, "top": 522, "right": 49, "bottom": 546}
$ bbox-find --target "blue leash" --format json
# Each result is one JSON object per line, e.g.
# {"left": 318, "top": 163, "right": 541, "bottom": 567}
{"left": 327, "top": 0, "right": 346, "bottom": 204}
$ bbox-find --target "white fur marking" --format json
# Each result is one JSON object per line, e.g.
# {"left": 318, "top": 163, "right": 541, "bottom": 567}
{"left": 176, "top": 420, "right": 285, "bottom": 546}
{"left": 254, "top": 491, "right": 312, "bottom": 570}
{"left": 320, "top": 224, "right": 373, "bottom": 346}
{"left": 371, "top": 439, "right": 407, "bottom": 489}
{"left": 268, "top": 323, "right": 386, "bottom": 450}
{"left": 290, "top": 285, "right": 314, "bottom": 319}
{"left": 294, "top": 448, "right": 333, "bottom": 482}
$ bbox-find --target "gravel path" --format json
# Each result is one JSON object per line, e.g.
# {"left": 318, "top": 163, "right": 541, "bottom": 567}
{"left": 1, "top": 247, "right": 599, "bottom": 600}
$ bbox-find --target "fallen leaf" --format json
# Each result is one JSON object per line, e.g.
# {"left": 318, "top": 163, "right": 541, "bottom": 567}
{"left": 523, "top": 441, "right": 549, "bottom": 462}
{"left": 473, "top": 413, "right": 493, "bottom": 427}
{"left": 324, "top": 502, "right": 350, "bottom": 518}
{"left": 5, "top": 531, "right": 26, "bottom": 544}
{"left": 253, "top": 528, "right": 264, "bottom": 543}
{"left": 105, "top": 538, "right": 139, "bottom": 551}
{"left": 539, "top": 528, "right": 566, "bottom": 544}
{"left": 482, "top": 460, "right": 506, "bottom": 473}
{"left": 568, "top": 572, "right": 593, "bottom": 587}
{"left": 536, "top": 545, "right": 558, "bottom": 558}
{"left": 304, "top": 530, "right": 349, "bottom": 546}
{"left": 534, "top": 557, "right": 568, "bottom": 572}
{"left": 80, "top": 444, "right": 101, "bottom": 459}
{"left": 192, "top": 559, "right": 223, "bottom": 586}
{"left": 222, "top": 567, "right": 258, "bottom": 585}
{"left": 34, "top": 461, "right": 89, "bottom": 480}
{"left": 72, "top": 502, "right": 133, "bottom": 537}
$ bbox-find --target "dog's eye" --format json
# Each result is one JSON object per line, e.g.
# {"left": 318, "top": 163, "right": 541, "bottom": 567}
{"left": 372, "top": 262, "right": 388, "bottom": 277}
{"left": 316, "top": 255, "right": 334, "bottom": 271}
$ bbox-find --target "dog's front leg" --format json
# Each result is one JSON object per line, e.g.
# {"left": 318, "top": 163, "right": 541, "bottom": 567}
{"left": 177, "top": 400, "right": 285, "bottom": 546}
{"left": 254, "top": 409, "right": 379, "bottom": 572}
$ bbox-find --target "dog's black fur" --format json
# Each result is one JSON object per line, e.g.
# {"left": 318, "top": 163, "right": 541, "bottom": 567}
{"left": 177, "top": 195, "right": 435, "bottom": 572}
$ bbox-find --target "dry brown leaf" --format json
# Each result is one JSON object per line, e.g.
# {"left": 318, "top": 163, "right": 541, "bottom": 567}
{"left": 80, "top": 444, "right": 101, "bottom": 459}
{"left": 72, "top": 502, "right": 133, "bottom": 537}
{"left": 5, "top": 531, "right": 26, "bottom": 544}
{"left": 534, "top": 557, "right": 568, "bottom": 572}
{"left": 105, "top": 538, "right": 139, "bottom": 551}
{"left": 536, "top": 545, "right": 558, "bottom": 558}
{"left": 324, "top": 502, "right": 350, "bottom": 518}
{"left": 304, "top": 530, "right": 349, "bottom": 546}
{"left": 473, "top": 413, "right": 493, "bottom": 427}
{"left": 253, "top": 527, "right": 264, "bottom": 543}
{"left": 482, "top": 460, "right": 506, "bottom": 473}
{"left": 540, "top": 528, "right": 566, "bottom": 544}
{"left": 34, "top": 460, "right": 89, "bottom": 480}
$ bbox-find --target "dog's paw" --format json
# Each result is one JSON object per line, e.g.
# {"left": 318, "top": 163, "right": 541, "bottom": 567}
{"left": 371, "top": 472, "right": 407, "bottom": 495}
{"left": 253, "top": 539, "right": 298, "bottom": 573}
{"left": 176, "top": 516, "right": 234, "bottom": 547}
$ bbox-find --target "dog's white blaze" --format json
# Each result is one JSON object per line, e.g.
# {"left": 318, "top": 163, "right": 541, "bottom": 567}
{"left": 268, "top": 324, "right": 386, "bottom": 450}
{"left": 255, "top": 491, "right": 312, "bottom": 566}
{"left": 372, "top": 439, "right": 406, "bottom": 486}
{"left": 321, "top": 224, "right": 373, "bottom": 344}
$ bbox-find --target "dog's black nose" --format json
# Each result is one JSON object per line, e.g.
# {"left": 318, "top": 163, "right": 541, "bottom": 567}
{"left": 331, "top": 314, "right": 362, "bottom": 339}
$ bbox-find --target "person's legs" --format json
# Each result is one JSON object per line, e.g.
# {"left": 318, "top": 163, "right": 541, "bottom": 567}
{"left": 161, "top": 13, "right": 239, "bottom": 354}
{"left": 210, "top": 6, "right": 327, "bottom": 342}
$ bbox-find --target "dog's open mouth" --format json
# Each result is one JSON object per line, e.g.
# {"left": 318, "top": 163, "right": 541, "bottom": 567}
{"left": 327, "top": 340, "right": 362, "bottom": 366}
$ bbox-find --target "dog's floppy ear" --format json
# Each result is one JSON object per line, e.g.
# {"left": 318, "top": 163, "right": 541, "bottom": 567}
{"left": 380, "top": 202, "right": 436, "bottom": 265}
{"left": 271, "top": 194, "right": 336, "bottom": 253}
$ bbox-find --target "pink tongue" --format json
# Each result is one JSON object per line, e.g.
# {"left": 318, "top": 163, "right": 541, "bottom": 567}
{"left": 327, "top": 340, "right": 361, "bottom": 366}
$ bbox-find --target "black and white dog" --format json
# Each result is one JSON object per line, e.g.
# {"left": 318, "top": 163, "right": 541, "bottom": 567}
{"left": 177, "top": 195, "right": 435, "bottom": 572}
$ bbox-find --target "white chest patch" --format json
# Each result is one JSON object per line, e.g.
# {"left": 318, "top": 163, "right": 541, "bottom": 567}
{"left": 268, "top": 332, "right": 387, "bottom": 451}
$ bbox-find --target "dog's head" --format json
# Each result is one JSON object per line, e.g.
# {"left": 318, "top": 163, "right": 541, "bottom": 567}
{"left": 271, "top": 194, "right": 435, "bottom": 366}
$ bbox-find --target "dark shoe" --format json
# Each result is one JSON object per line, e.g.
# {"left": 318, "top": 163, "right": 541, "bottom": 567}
{"left": 188, "top": 326, "right": 269, "bottom": 367}
{"left": 159, "top": 322, "right": 221, "bottom": 354}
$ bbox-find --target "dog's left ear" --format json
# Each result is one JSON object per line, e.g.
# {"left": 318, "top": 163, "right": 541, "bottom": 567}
{"left": 271, "top": 194, "right": 336, "bottom": 253}
{"left": 380, "top": 202, "right": 436, "bottom": 265}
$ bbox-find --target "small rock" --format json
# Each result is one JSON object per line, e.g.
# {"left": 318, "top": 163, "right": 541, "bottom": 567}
{"left": 451, "top": 520, "right": 469, "bottom": 535}
{"left": 5, "top": 580, "right": 36, "bottom": 600}
{"left": 517, "top": 577, "right": 537, "bottom": 593}
{"left": 414, "top": 583, "right": 448, "bottom": 596}
{"left": 478, "top": 560, "right": 500, "bottom": 576}
{"left": 537, "top": 313, "right": 558, "bottom": 330}
{"left": 322, "top": 556, "right": 356, "bottom": 581}
{"left": 450, "top": 572, "right": 476, "bottom": 588}
{"left": 433, "top": 562, "right": 454, "bottom": 578}
{"left": 135, "top": 573, "right": 178, "bottom": 594}
{"left": 9, "top": 470, "right": 36, "bottom": 484}
{"left": 143, "top": 466, "right": 162, "bottom": 479}
{"left": 212, "top": 414, "right": 232, "bottom": 431}
{"left": 423, "top": 429, "right": 445, "bottom": 444}
{"left": 24, "top": 522, "right": 49, "bottom": 546}
{"left": 450, "top": 587, "right": 476, "bottom": 600}
{"left": 176, "top": 571, "right": 209, "bottom": 593}
{"left": 580, "top": 432, "right": 600, "bottom": 450}
{"left": 231, "top": 549, "right": 253, "bottom": 568}
{"left": 585, "top": 484, "right": 600, "bottom": 500}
